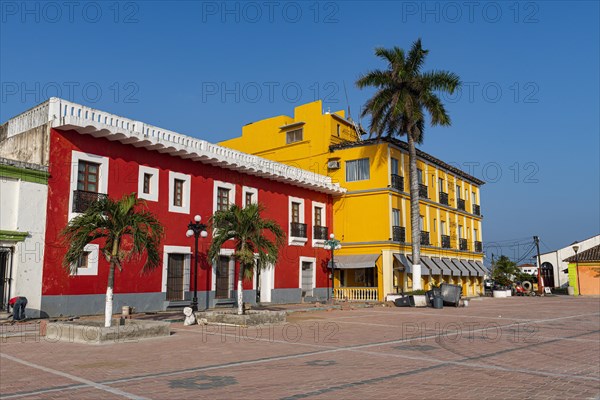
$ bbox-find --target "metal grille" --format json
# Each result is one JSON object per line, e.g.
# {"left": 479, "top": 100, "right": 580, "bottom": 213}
{"left": 420, "top": 231, "right": 430, "bottom": 246}
{"left": 439, "top": 192, "right": 449, "bottom": 205}
{"left": 473, "top": 204, "right": 481, "bottom": 215}
{"left": 216, "top": 256, "right": 230, "bottom": 299}
{"left": 457, "top": 198, "right": 466, "bottom": 211}
{"left": 391, "top": 174, "right": 404, "bottom": 191}
{"left": 474, "top": 241, "right": 483, "bottom": 252}
{"left": 72, "top": 190, "right": 107, "bottom": 213}
{"left": 291, "top": 222, "right": 307, "bottom": 238}
{"left": 459, "top": 238, "right": 468, "bottom": 251}
{"left": 392, "top": 226, "right": 405, "bottom": 242}
{"left": 441, "top": 235, "right": 451, "bottom": 248}
{"left": 166, "top": 254, "right": 184, "bottom": 301}
{"left": 313, "top": 225, "right": 328, "bottom": 240}
{"left": 418, "top": 184, "right": 428, "bottom": 199}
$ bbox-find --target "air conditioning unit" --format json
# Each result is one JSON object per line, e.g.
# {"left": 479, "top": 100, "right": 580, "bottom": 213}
{"left": 327, "top": 160, "right": 340, "bottom": 169}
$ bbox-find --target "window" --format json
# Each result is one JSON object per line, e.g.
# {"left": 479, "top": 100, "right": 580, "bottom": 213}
{"left": 458, "top": 225, "right": 463, "bottom": 239}
{"left": 472, "top": 191, "right": 477, "bottom": 204}
{"left": 417, "top": 168, "right": 423, "bottom": 184}
{"left": 77, "top": 251, "right": 91, "bottom": 269}
{"left": 346, "top": 158, "right": 370, "bottom": 182}
{"left": 143, "top": 173, "right": 152, "bottom": 194}
{"left": 474, "top": 228, "right": 478, "bottom": 241}
{"left": 286, "top": 128, "right": 303, "bottom": 144}
{"left": 217, "top": 188, "right": 230, "bottom": 211}
{"left": 77, "top": 161, "right": 99, "bottom": 192}
{"left": 173, "top": 179, "right": 184, "bottom": 207}
{"left": 440, "top": 220, "right": 446, "bottom": 234}
{"left": 242, "top": 186, "right": 258, "bottom": 207}
{"left": 391, "top": 158, "right": 399, "bottom": 175}
{"left": 138, "top": 166, "right": 159, "bottom": 202}
{"left": 456, "top": 185, "right": 461, "bottom": 199}
{"left": 168, "top": 171, "right": 191, "bottom": 214}
{"left": 315, "top": 206, "right": 322, "bottom": 226}
{"left": 336, "top": 124, "right": 340, "bottom": 137}
{"left": 438, "top": 178, "right": 444, "bottom": 191}
{"left": 291, "top": 202, "right": 300, "bottom": 223}
{"left": 392, "top": 208, "right": 400, "bottom": 226}
{"left": 419, "top": 215, "right": 424, "bottom": 230}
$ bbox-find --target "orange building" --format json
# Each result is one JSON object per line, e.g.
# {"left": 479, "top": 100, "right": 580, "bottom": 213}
{"left": 564, "top": 245, "right": 600, "bottom": 296}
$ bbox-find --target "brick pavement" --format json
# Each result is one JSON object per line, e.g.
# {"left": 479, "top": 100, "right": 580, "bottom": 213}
{"left": 0, "top": 296, "right": 599, "bottom": 399}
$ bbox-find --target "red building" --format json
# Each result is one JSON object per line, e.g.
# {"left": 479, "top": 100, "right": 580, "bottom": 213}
{"left": 0, "top": 98, "right": 343, "bottom": 317}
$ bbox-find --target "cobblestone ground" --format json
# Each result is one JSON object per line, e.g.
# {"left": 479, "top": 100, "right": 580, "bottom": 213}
{"left": 1, "top": 296, "right": 599, "bottom": 400}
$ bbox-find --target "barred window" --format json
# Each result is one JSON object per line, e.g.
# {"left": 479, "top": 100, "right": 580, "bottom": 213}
{"left": 217, "top": 188, "right": 230, "bottom": 212}
{"left": 286, "top": 128, "right": 303, "bottom": 144}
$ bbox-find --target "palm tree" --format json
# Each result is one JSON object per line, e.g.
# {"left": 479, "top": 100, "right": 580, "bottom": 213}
{"left": 208, "top": 203, "right": 285, "bottom": 315}
{"left": 357, "top": 39, "right": 461, "bottom": 289}
{"left": 61, "top": 193, "right": 164, "bottom": 327}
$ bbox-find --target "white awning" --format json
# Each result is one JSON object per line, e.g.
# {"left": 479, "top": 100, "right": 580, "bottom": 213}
{"left": 328, "top": 254, "right": 380, "bottom": 269}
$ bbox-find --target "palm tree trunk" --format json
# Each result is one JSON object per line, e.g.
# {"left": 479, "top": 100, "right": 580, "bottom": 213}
{"left": 408, "top": 133, "right": 422, "bottom": 290}
{"left": 237, "top": 264, "right": 244, "bottom": 315}
{"left": 105, "top": 262, "right": 115, "bottom": 327}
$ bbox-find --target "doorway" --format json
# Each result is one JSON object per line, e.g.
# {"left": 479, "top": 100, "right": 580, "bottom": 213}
{"left": 166, "top": 254, "right": 185, "bottom": 301}
{"left": 0, "top": 248, "right": 11, "bottom": 311}
{"left": 216, "top": 255, "right": 231, "bottom": 299}
{"left": 300, "top": 258, "right": 315, "bottom": 298}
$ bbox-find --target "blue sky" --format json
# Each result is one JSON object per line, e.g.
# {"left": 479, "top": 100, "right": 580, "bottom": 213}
{"left": 1, "top": 1, "right": 599, "bottom": 261}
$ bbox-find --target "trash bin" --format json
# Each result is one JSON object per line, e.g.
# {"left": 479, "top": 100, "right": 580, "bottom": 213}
{"left": 432, "top": 296, "right": 444, "bottom": 309}
{"left": 440, "top": 283, "right": 462, "bottom": 307}
{"left": 394, "top": 296, "right": 415, "bottom": 307}
{"left": 426, "top": 288, "right": 442, "bottom": 306}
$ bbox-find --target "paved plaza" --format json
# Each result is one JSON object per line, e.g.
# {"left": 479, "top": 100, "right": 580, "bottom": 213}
{"left": 1, "top": 296, "right": 599, "bottom": 400}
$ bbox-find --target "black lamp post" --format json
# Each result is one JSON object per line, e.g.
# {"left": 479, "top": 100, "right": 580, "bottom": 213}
{"left": 186, "top": 215, "right": 207, "bottom": 311}
{"left": 324, "top": 233, "right": 341, "bottom": 303}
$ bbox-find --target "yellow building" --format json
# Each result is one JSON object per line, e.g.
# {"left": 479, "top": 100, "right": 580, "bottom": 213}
{"left": 221, "top": 100, "right": 486, "bottom": 301}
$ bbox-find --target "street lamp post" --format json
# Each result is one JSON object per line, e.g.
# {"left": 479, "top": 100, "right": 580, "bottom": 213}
{"left": 186, "top": 215, "right": 208, "bottom": 311}
{"left": 572, "top": 244, "right": 580, "bottom": 296}
{"left": 324, "top": 233, "right": 341, "bottom": 303}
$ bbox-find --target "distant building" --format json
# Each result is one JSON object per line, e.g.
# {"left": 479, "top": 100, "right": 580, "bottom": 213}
{"left": 517, "top": 263, "right": 537, "bottom": 275}
{"left": 563, "top": 245, "right": 600, "bottom": 295}
{"left": 539, "top": 234, "right": 600, "bottom": 288}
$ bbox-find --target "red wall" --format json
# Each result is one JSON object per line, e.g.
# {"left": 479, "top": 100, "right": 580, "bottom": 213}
{"left": 42, "top": 128, "right": 333, "bottom": 296}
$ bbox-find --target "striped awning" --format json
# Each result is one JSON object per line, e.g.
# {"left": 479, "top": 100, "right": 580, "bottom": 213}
{"left": 407, "top": 255, "right": 430, "bottom": 276}
{"left": 393, "top": 254, "right": 412, "bottom": 274}
{"left": 460, "top": 259, "right": 479, "bottom": 276}
{"left": 441, "top": 258, "right": 461, "bottom": 276}
{"left": 470, "top": 260, "right": 487, "bottom": 276}
{"left": 432, "top": 257, "right": 452, "bottom": 276}
{"left": 422, "top": 257, "right": 442, "bottom": 275}
{"left": 452, "top": 259, "right": 471, "bottom": 276}
{"left": 328, "top": 254, "right": 379, "bottom": 269}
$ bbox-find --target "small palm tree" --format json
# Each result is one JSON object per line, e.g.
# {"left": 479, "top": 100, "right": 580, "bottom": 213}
{"left": 208, "top": 203, "right": 285, "bottom": 315}
{"left": 357, "top": 39, "right": 461, "bottom": 289}
{"left": 61, "top": 193, "right": 164, "bottom": 327}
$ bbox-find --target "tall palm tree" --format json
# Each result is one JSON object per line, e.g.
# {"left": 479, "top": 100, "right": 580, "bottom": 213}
{"left": 61, "top": 193, "right": 164, "bottom": 327}
{"left": 208, "top": 203, "right": 285, "bottom": 315}
{"left": 357, "top": 39, "right": 461, "bottom": 289}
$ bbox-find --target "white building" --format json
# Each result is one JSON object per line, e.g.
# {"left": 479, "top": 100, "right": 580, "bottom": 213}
{"left": 539, "top": 234, "right": 600, "bottom": 288}
{"left": 0, "top": 157, "right": 49, "bottom": 317}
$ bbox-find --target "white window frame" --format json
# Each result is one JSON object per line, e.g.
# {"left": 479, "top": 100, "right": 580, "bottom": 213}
{"left": 71, "top": 243, "right": 99, "bottom": 276}
{"left": 213, "top": 180, "right": 236, "bottom": 213}
{"left": 312, "top": 201, "right": 326, "bottom": 247}
{"left": 242, "top": 186, "right": 258, "bottom": 207}
{"left": 346, "top": 158, "right": 370, "bottom": 182}
{"left": 168, "top": 171, "right": 191, "bottom": 214}
{"left": 289, "top": 196, "right": 307, "bottom": 246}
{"left": 298, "top": 256, "right": 317, "bottom": 291}
{"left": 138, "top": 165, "right": 159, "bottom": 202}
{"left": 286, "top": 128, "right": 303, "bottom": 144}
{"left": 68, "top": 151, "right": 109, "bottom": 221}
{"left": 161, "top": 245, "right": 191, "bottom": 294}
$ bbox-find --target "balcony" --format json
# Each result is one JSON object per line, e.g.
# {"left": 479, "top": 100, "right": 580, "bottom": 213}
{"left": 291, "top": 222, "right": 307, "bottom": 238}
{"left": 474, "top": 241, "right": 483, "bottom": 252}
{"left": 441, "top": 235, "right": 451, "bottom": 249}
{"left": 72, "top": 190, "right": 107, "bottom": 213}
{"left": 473, "top": 204, "right": 481, "bottom": 216}
{"left": 459, "top": 238, "right": 468, "bottom": 251}
{"left": 313, "top": 225, "right": 329, "bottom": 240}
{"left": 439, "top": 192, "right": 449, "bottom": 205}
{"left": 391, "top": 174, "right": 404, "bottom": 191}
{"left": 457, "top": 198, "right": 466, "bottom": 211}
{"left": 334, "top": 287, "right": 378, "bottom": 302}
{"left": 420, "top": 231, "right": 430, "bottom": 246}
{"left": 392, "top": 226, "right": 406, "bottom": 242}
{"left": 419, "top": 184, "right": 428, "bottom": 199}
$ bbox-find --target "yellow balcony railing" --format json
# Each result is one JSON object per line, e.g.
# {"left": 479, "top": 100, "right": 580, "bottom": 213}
{"left": 334, "top": 287, "right": 378, "bottom": 302}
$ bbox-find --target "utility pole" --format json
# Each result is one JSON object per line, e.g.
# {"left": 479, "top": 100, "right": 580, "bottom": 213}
{"left": 491, "top": 253, "right": 495, "bottom": 277}
{"left": 533, "top": 236, "right": 543, "bottom": 295}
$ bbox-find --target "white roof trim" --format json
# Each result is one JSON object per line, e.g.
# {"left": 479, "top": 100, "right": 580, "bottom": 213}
{"left": 4, "top": 98, "right": 345, "bottom": 195}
